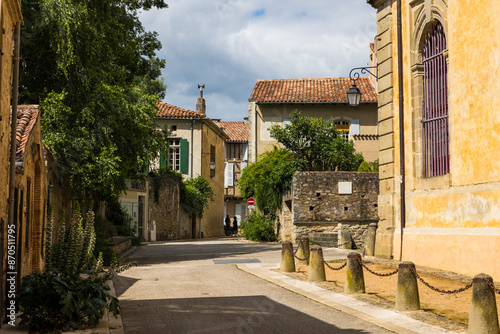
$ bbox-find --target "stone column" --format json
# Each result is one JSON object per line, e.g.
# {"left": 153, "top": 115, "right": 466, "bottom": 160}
{"left": 345, "top": 253, "right": 365, "bottom": 294}
{"left": 308, "top": 247, "right": 326, "bottom": 282}
{"left": 468, "top": 274, "right": 500, "bottom": 334}
{"left": 280, "top": 241, "right": 295, "bottom": 272}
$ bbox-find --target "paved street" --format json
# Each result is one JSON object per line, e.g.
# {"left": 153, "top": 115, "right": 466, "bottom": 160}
{"left": 114, "top": 238, "right": 393, "bottom": 334}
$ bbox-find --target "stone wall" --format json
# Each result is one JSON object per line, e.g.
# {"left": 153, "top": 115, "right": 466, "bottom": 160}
{"left": 280, "top": 171, "right": 379, "bottom": 249}
{"left": 148, "top": 175, "right": 184, "bottom": 240}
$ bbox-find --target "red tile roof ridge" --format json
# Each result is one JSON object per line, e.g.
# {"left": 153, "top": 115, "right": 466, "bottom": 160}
{"left": 11, "top": 105, "right": 40, "bottom": 163}
{"left": 156, "top": 101, "right": 205, "bottom": 119}
{"left": 213, "top": 120, "right": 249, "bottom": 142}
{"left": 250, "top": 77, "right": 377, "bottom": 104}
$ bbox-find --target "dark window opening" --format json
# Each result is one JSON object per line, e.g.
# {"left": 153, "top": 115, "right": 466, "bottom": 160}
{"left": 309, "top": 206, "right": 315, "bottom": 211}
{"left": 422, "top": 22, "right": 449, "bottom": 177}
{"left": 344, "top": 206, "right": 348, "bottom": 211}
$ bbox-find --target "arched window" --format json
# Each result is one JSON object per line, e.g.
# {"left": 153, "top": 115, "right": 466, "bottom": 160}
{"left": 422, "top": 22, "right": 449, "bottom": 177}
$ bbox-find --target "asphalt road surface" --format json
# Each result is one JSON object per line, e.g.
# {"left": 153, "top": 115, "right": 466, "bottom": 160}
{"left": 113, "top": 238, "right": 393, "bottom": 334}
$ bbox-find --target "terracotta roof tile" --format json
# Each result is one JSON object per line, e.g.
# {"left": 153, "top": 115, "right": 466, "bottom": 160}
{"left": 249, "top": 77, "right": 377, "bottom": 104}
{"left": 12, "top": 105, "right": 40, "bottom": 163}
{"left": 213, "top": 121, "right": 249, "bottom": 143}
{"left": 156, "top": 101, "right": 205, "bottom": 118}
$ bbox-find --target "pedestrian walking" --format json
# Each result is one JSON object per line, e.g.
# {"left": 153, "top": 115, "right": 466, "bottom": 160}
{"left": 232, "top": 216, "right": 238, "bottom": 236}
{"left": 225, "top": 215, "right": 231, "bottom": 236}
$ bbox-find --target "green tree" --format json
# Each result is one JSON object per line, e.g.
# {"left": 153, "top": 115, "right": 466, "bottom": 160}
{"left": 269, "top": 110, "right": 364, "bottom": 171}
{"left": 238, "top": 148, "right": 303, "bottom": 214}
{"left": 180, "top": 176, "right": 215, "bottom": 218}
{"left": 239, "top": 111, "right": 365, "bottom": 213}
{"left": 20, "top": 0, "right": 168, "bottom": 203}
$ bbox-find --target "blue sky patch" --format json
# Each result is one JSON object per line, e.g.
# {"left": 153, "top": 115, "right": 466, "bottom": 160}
{"left": 252, "top": 8, "right": 265, "bottom": 18}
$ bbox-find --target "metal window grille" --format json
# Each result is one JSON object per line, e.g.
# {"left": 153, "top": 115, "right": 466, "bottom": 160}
{"left": 422, "top": 22, "right": 450, "bottom": 177}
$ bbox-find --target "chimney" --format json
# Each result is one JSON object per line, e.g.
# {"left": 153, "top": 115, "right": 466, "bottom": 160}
{"left": 196, "top": 84, "right": 206, "bottom": 115}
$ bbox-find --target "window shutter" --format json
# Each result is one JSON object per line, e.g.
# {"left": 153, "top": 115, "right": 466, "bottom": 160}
{"left": 240, "top": 161, "right": 248, "bottom": 171}
{"left": 350, "top": 119, "right": 360, "bottom": 137}
{"left": 180, "top": 139, "right": 188, "bottom": 173}
{"left": 160, "top": 150, "right": 167, "bottom": 168}
{"left": 225, "top": 162, "right": 234, "bottom": 188}
{"left": 242, "top": 144, "right": 248, "bottom": 161}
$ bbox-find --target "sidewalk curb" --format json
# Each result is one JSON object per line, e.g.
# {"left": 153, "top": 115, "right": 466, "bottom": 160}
{"left": 238, "top": 263, "right": 457, "bottom": 334}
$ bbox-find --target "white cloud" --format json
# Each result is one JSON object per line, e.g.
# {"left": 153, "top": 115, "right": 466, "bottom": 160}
{"left": 139, "top": 0, "right": 376, "bottom": 121}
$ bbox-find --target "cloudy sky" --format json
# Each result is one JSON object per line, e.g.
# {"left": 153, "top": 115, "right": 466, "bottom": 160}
{"left": 139, "top": 0, "right": 376, "bottom": 121}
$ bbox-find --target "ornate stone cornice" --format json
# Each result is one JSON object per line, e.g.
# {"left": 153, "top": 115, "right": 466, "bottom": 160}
{"left": 367, "top": 0, "right": 390, "bottom": 10}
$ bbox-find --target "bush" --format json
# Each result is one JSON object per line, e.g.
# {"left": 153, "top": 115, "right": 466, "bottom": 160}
{"left": 240, "top": 211, "right": 277, "bottom": 242}
{"left": 18, "top": 208, "right": 134, "bottom": 332}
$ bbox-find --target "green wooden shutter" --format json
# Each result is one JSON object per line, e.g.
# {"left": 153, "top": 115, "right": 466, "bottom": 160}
{"left": 180, "top": 139, "right": 188, "bottom": 173}
{"left": 137, "top": 160, "right": 149, "bottom": 175}
{"left": 160, "top": 149, "right": 167, "bottom": 169}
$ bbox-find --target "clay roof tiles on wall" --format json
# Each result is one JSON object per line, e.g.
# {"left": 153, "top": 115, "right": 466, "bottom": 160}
{"left": 213, "top": 121, "right": 249, "bottom": 143}
{"left": 249, "top": 77, "right": 377, "bottom": 104}
{"left": 156, "top": 101, "right": 206, "bottom": 118}
{"left": 13, "top": 105, "right": 40, "bottom": 163}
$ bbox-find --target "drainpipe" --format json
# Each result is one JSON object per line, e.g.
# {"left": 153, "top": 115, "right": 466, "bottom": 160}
{"left": 397, "top": 0, "right": 406, "bottom": 261}
{"left": 190, "top": 120, "right": 194, "bottom": 178}
{"left": 5, "top": 19, "right": 21, "bottom": 326}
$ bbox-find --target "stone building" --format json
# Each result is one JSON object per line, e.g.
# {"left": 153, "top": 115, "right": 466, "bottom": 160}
{"left": 119, "top": 93, "right": 229, "bottom": 240}
{"left": 280, "top": 171, "right": 379, "bottom": 249}
{"left": 248, "top": 77, "right": 378, "bottom": 163}
{"left": 367, "top": 0, "right": 500, "bottom": 278}
{"left": 0, "top": 0, "right": 22, "bottom": 324}
{"left": 213, "top": 119, "right": 249, "bottom": 224}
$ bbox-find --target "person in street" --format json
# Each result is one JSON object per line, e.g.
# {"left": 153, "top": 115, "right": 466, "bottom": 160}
{"left": 232, "top": 216, "right": 238, "bottom": 236}
{"left": 225, "top": 215, "right": 231, "bottom": 236}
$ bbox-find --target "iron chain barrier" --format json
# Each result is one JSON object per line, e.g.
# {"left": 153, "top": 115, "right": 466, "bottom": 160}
{"left": 356, "top": 257, "right": 399, "bottom": 277}
{"left": 293, "top": 241, "right": 308, "bottom": 262}
{"left": 288, "top": 243, "right": 486, "bottom": 295}
{"left": 319, "top": 251, "right": 347, "bottom": 271}
{"left": 409, "top": 267, "right": 473, "bottom": 294}
{"left": 487, "top": 280, "right": 500, "bottom": 295}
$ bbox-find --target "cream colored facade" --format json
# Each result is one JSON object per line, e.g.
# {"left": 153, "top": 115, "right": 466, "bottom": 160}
{"left": 248, "top": 102, "right": 378, "bottom": 163}
{"left": 154, "top": 109, "right": 227, "bottom": 238}
{"left": 368, "top": 0, "right": 500, "bottom": 278}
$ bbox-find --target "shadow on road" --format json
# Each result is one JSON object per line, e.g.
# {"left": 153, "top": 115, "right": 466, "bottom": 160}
{"left": 119, "top": 295, "right": 375, "bottom": 334}
{"left": 123, "top": 238, "right": 281, "bottom": 266}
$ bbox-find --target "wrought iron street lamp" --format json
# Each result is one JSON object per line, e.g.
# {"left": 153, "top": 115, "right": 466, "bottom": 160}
{"left": 347, "top": 66, "right": 378, "bottom": 107}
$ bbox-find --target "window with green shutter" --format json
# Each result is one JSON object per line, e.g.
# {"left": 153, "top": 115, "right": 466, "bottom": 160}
{"left": 180, "top": 138, "right": 188, "bottom": 173}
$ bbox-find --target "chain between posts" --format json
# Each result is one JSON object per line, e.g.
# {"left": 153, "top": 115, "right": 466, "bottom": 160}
{"left": 487, "top": 280, "right": 500, "bottom": 295}
{"left": 293, "top": 241, "right": 308, "bottom": 262}
{"left": 319, "top": 250, "right": 347, "bottom": 271}
{"left": 409, "top": 267, "right": 473, "bottom": 294}
{"left": 355, "top": 257, "right": 399, "bottom": 277}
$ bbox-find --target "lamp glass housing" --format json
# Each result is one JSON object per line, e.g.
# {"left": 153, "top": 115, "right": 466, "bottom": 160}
{"left": 347, "top": 84, "right": 362, "bottom": 107}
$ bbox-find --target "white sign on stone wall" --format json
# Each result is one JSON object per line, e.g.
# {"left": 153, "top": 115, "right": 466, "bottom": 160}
{"left": 338, "top": 181, "right": 353, "bottom": 194}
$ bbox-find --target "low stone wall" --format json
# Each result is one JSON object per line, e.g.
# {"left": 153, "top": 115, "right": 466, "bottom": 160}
{"left": 294, "top": 222, "right": 371, "bottom": 249}
{"left": 105, "top": 236, "right": 132, "bottom": 255}
{"left": 281, "top": 171, "right": 379, "bottom": 249}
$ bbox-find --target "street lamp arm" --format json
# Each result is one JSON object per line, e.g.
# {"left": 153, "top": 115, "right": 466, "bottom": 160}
{"left": 348, "top": 66, "right": 378, "bottom": 84}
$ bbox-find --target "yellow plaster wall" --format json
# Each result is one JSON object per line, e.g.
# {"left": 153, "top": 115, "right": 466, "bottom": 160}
{"left": 395, "top": 231, "right": 500, "bottom": 279}
{"left": 379, "top": 0, "right": 500, "bottom": 274}
{"left": 200, "top": 123, "right": 225, "bottom": 237}
{"left": 448, "top": 0, "right": 500, "bottom": 185}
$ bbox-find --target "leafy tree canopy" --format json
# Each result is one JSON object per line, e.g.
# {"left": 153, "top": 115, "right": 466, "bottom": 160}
{"left": 240, "top": 110, "right": 364, "bottom": 213}
{"left": 269, "top": 110, "right": 364, "bottom": 172}
{"left": 180, "top": 176, "right": 215, "bottom": 218}
{"left": 20, "top": 0, "right": 169, "bottom": 202}
{"left": 238, "top": 148, "right": 303, "bottom": 214}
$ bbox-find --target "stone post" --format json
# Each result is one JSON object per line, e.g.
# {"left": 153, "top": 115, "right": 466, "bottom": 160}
{"left": 308, "top": 247, "right": 326, "bottom": 282}
{"left": 280, "top": 241, "right": 295, "bottom": 272}
{"left": 395, "top": 262, "right": 420, "bottom": 311}
{"left": 345, "top": 252, "right": 365, "bottom": 294}
{"left": 363, "top": 223, "right": 377, "bottom": 256}
{"left": 468, "top": 274, "right": 500, "bottom": 334}
{"left": 339, "top": 228, "right": 352, "bottom": 249}
{"left": 296, "top": 237, "right": 310, "bottom": 267}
